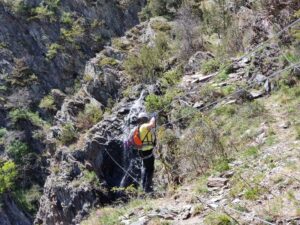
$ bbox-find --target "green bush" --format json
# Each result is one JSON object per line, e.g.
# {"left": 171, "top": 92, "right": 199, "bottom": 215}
{"left": 124, "top": 34, "right": 170, "bottom": 83}
{"left": 204, "top": 212, "right": 233, "bottom": 225}
{"left": 124, "top": 46, "right": 162, "bottom": 83}
{"left": 46, "top": 43, "right": 63, "bottom": 60}
{"left": 145, "top": 88, "right": 180, "bottom": 113}
{"left": 244, "top": 186, "right": 262, "bottom": 200}
{"left": 213, "top": 157, "right": 230, "bottom": 172}
{"left": 161, "top": 67, "right": 183, "bottom": 87}
{"left": 0, "top": 128, "right": 7, "bottom": 138}
{"left": 7, "top": 140, "right": 30, "bottom": 163}
{"left": 32, "top": 5, "right": 56, "bottom": 21}
{"left": 9, "top": 109, "right": 45, "bottom": 127}
{"left": 0, "top": 160, "right": 17, "bottom": 194}
{"left": 61, "top": 20, "right": 84, "bottom": 43}
{"left": 61, "top": 11, "right": 73, "bottom": 25}
{"left": 243, "top": 146, "right": 259, "bottom": 158}
{"left": 171, "top": 106, "right": 201, "bottom": 129}
{"left": 201, "top": 58, "right": 221, "bottom": 74}
{"left": 39, "top": 94, "right": 56, "bottom": 110}
{"left": 59, "top": 123, "right": 78, "bottom": 145}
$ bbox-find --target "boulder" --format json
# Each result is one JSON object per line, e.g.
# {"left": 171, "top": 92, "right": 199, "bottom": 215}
{"left": 207, "top": 177, "right": 229, "bottom": 187}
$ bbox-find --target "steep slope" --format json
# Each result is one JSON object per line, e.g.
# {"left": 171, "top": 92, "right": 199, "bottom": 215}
{"left": 84, "top": 82, "right": 299, "bottom": 225}
{"left": 1, "top": 0, "right": 299, "bottom": 225}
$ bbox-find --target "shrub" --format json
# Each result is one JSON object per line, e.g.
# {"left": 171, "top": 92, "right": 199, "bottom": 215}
{"left": 204, "top": 212, "right": 233, "bottom": 225}
{"left": 124, "top": 46, "right": 162, "bottom": 83}
{"left": 244, "top": 186, "right": 262, "bottom": 200}
{"left": 7, "top": 58, "right": 38, "bottom": 87}
{"left": 61, "top": 11, "right": 73, "bottom": 25}
{"left": 124, "top": 34, "right": 170, "bottom": 83}
{"left": 145, "top": 88, "right": 180, "bottom": 113}
{"left": 61, "top": 20, "right": 84, "bottom": 43}
{"left": 76, "top": 103, "right": 103, "bottom": 130}
{"left": 83, "top": 171, "right": 100, "bottom": 186}
{"left": 59, "top": 123, "right": 78, "bottom": 145}
{"left": 32, "top": 5, "right": 56, "bottom": 22}
{"left": 243, "top": 146, "right": 259, "bottom": 158}
{"left": 7, "top": 140, "right": 30, "bottom": 163}
{"left": 160, "top": 67, "right": 183, "bottom": 87}
{"left": 46, "top": 43, "right": 63, "bottom": 60}
{"left": 1, "top": 0, "right": 31, "bottom": 15}
{"left": 9, "top": 108, "right": 45, "bottom": 127}
{"left": 0, "top": 160, "right": 17, "bottom": 194}
{"left": 171, "top": 106, "right": 201, "bottom": 128}
{"left": 201, "top": 58, "right": 221, "bottom": 74}
{"left": 39, "top": 94, "right": 56, "bottom": 110}
{"left": 213, "top": 157, "right": 230, "bottom": 172}
{"left": 13, "top": 185, "right": 42, "bottom": 214}
{"left": 0, "top": 128, "right": 7, "bottom": 138}
{"left": 99, "top": 57, "right": 118, "bottom": 67}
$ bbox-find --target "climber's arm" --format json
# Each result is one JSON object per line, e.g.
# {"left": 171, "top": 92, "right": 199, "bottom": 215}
{"left": 144, "top": 117, "right": 156, "bottom": 130}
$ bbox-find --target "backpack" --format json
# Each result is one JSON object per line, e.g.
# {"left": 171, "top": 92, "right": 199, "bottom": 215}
{"left": 125, "top": 126, "right": 153, "bottom": 150}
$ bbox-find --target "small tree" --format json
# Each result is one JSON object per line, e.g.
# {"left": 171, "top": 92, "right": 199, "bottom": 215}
{"left": 0, "top": 161, "right": 17, "bottom": 194}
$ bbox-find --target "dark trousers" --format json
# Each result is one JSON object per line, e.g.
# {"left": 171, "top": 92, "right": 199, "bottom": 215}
{"left": 139, "top": 149, "right": 154, "bottom": 193}
{"left": 120, "top": 148, "right": 154, "bottom": 193}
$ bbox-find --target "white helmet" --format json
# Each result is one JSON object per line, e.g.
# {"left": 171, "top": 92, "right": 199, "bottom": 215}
{"left": 137, "top": 112, "right": 149, "bottom": 120}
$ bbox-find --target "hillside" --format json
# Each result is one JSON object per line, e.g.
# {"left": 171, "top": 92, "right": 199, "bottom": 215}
{"left": 0, "top": 0, "right": 299, "bottom": 225}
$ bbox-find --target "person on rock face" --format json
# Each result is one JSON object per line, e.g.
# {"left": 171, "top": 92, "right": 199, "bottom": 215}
{"left": 136, "top": 112, "right": 157, "bottom": 193}
{"left": 121, "top": 112, "right": 157, "bottom": 193}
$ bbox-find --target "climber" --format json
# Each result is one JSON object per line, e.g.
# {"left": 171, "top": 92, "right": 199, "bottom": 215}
{"left": 137, "top": 112, "right": 157, "bottom": 193}
{"left": 121, "top": 112, "right": 157, "bottom": 193}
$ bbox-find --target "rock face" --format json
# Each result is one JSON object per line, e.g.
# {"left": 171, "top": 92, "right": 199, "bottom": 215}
{"left": 0, "top": 0, "right": 146, "bottom": 126}
{"left": 0, "top": 1, "right": 147, "bottom": 224}
{"left": 0, "top": 195, "right": 32, "bottom": 225}
{"left": 35, "top": 43, "right": 153, "bottom": 223}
